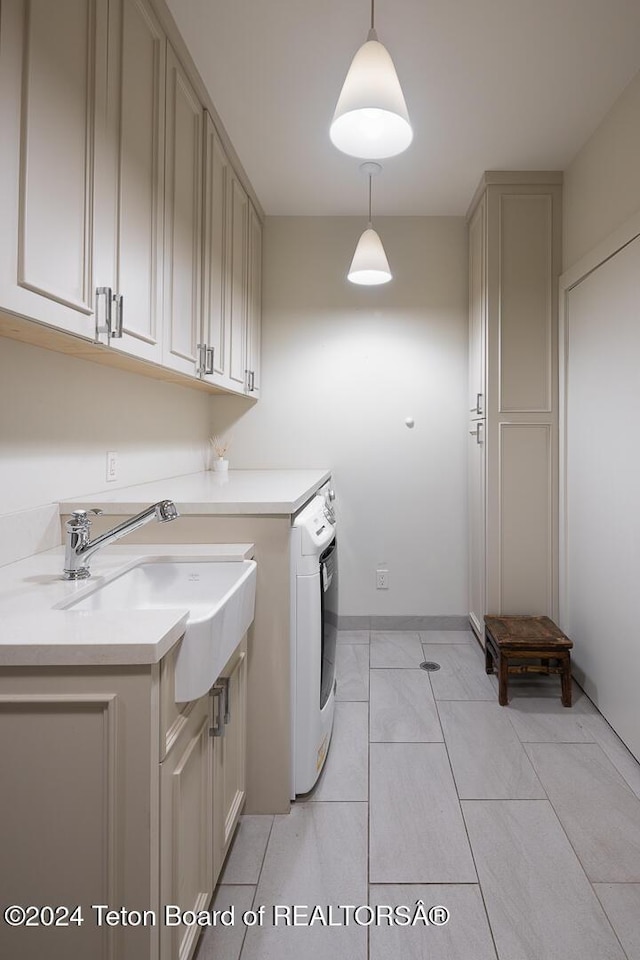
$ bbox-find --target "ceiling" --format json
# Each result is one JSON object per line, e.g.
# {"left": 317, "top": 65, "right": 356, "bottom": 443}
{"left": 167, "top": 0, "right": 640, "bottom": 217}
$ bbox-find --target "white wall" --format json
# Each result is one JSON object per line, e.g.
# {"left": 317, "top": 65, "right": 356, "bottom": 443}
{"left": 564, "top": 67, "right": 640, "bottom": 270}
{"left": 211, "top": 216, "right": 468, "bottom": 617}
{"left": 0, "top": 338, "right": 211, "bottom": 516}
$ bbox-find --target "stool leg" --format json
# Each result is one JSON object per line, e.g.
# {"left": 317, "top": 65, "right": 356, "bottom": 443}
{"left": 541, "top": 658, "right": 550, "bottom": 675}
{"left": 485, "top": 642, "right": 494, "bottom": 675}
{"left": 561, "top": 656, "right": 572, "bottom": 707}
{"left": 498, "top": 655, "right": 509, "bottom": 706}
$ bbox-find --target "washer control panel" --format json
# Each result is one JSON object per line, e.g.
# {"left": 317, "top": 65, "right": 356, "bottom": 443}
{"left": 294, "top": 493, "right": 336, "bottom": 555}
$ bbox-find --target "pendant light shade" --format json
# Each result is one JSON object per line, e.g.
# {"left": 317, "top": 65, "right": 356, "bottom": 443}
{"left": 348, "top": 226, "right": 392, "bottom": 285}
{"left": 348, "top": 163, "right": 392, "bottom": 286}
{"left": 330, "top": 23, "right": 412, "bottom": 159}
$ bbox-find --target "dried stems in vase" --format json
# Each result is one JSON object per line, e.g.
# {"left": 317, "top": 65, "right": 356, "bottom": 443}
{"left": 209, "top": 435, "right": 231, "bottom": 459}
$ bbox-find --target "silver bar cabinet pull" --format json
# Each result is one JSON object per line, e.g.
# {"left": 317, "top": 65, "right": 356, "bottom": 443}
{"left": 112, "top": 293, "right": 124, "bottom": 338}
{"left": 470, "top": 393, "right": 484, "bottom": 415}
{"left": 209, "top": 683, "right": 226, "bottom": 737}
{"left": 205, "top": 346, "right": 214, "bottom": 376}
{"left": 196, "top": 343, "right": 207, "bottom": 376}
{"left": 469, "top": 422, "right": 484, "bottom": 444}
{"left": 95, "top": 286, "right": 113, "bottom": 340}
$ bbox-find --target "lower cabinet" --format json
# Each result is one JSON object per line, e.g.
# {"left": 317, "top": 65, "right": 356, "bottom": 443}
{"left": 0, "top": 637, "right": 247, "bottom": 960}
{"left": 160, "top": 642, "right": 246, "bottom": 960}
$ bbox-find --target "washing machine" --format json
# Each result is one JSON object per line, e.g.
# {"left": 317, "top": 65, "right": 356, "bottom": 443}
{"left": 290, "top": 482, "right": 338, "bottom": 797}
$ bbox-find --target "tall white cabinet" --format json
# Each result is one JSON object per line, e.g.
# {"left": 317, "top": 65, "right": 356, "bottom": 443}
{"left": 467, "top": 172, "right": 562, "bottom": 638}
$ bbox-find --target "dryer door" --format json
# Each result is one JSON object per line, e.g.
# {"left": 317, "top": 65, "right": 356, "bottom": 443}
{"left": 319, "top": 538, "right": 338, "bottom": 709}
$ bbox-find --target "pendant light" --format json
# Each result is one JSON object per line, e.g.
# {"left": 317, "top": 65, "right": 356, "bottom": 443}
{"left": 330, "top": 0, "right": 412, "bottom": 159}
{"left": 348, "top": 163, "right": 392, "bottom": 286}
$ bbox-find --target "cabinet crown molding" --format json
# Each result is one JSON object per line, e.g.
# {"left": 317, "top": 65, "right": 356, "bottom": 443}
{"left": 466, "top": 170, "right": 564, "bottom": 222}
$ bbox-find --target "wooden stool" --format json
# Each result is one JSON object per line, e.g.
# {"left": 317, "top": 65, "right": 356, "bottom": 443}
{"left": 484, "top": 615, "right": 573, "bottom": 707}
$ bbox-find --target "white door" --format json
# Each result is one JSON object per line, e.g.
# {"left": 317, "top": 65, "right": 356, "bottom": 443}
{"left": 564, "top": 233, "right": 640, "bottom": 761}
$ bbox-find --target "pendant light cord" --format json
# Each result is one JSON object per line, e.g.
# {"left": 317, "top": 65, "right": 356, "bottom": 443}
{"left": 371, "top": 0, "right": 375, "bottom": 31}
{"left": 368, "top": 175, "right": 372, "bottom": 226}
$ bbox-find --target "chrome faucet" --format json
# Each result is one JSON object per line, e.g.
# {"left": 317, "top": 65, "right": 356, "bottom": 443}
{"left": 62, "top": 500, "right": 180, "bottom": 580}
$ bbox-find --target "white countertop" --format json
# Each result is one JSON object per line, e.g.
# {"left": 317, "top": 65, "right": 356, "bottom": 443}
{"left": 0, "top": 542, "right": 254, "bottom": 667}
{"left": 61, "top": 469, "right": 331, "bottom": 516}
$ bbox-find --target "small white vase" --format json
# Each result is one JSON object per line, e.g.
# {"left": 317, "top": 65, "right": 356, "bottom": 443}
{"left": 212, "top": 457, "right": 229, "bottom": 473}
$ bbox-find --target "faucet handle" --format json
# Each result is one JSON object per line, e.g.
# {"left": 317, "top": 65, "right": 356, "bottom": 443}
{"left": 67, "top": 508, "right": 103, "bottom": 529}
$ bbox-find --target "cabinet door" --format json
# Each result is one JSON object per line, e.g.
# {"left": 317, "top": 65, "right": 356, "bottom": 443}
{"left": 201, "top": 113, "right": 232, "bottom": 388}
{"left": 246, "top": 202, "right": 262, "bottom": 398}
{"left": 160, "top": 696, "right": 213, "bottom": 960}
{"left": 0, "top": 0, "right": 107, "bottom": 338}
{"left": 96, "top": 0, "right": 166, "bottom": 362}
{"left": 468, "top": 421, "right": 486, "bottom": 640}
{"left": 212, "top": 645, "right": 247, "bottom": 883}
{"left": 468, "top": 196, "right": 486, "bottom": 418}
{"left": 163, "top": 44, "right": 202, "bottom": 377}
{"left": 227, "top": 172, "right": 249, "bottom": 391}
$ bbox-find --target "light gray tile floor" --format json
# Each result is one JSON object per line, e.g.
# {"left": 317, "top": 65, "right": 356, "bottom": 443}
{"left": 335, "top": 643, "right": 370, "bottom": 701}
{"left": 219, "top": 815, "right": 274, "bottom": 884}
{"left": 525, "top": 742, "right": 640, "bottom": 881}
{"left": 369, "top": 668, "right": 443, "bottom": 742}
{"left": 370, "top": 631, "right": 424, "bottom": 668}
{"left": 198, "top": 626, "right": 640, "bottom": 960}
{"left": 438, "top": 700, "right": 545, "bottom": 799}
{"left": 423, "top": 642, "right": 496, "bottom": 700}
{"left": 241, "top": 802, "right": 368, "bottom": 960}
{"left": 369, "top": 884, "right": 498, "bottom": 960}
{"left": 504, "top": 695, "right": 598, "bottom": 743}
{"left": 581, "top": 713, "right": 640, "bottom": 799}
{"left": 463, "top": 799, "right": 626, "bottom": 960}
{"left": 369, "top": 743, "right": 477, "bottom": 883}
{"left": 594, "top": 883, "right": 640, "bottom": 960}
{"left": 194, "top": 885, "right": 255, "bottom": 960}
{"left": 306, "top": 701, "right": 368, "bottom": 802}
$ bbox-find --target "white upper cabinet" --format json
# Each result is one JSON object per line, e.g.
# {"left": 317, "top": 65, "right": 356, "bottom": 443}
{"left": 95, "top": 0, "right": 166, "bottom": 362}
{"left": 0, "top": 0, "right": 107, "bottom": 337}
{"left": 162, "top": 44, "right": 203, "bottom": 376}
{"left": 0, "top": 0, "right": 262, "bottom": 397}
{"left": 201, "top": 115, "right": 263, "bottom": 396}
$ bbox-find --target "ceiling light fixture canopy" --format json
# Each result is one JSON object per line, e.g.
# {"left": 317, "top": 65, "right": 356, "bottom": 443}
{"left": 330, "top": 0, "right": 413, "bottom": 159}
{"left": 348, "top": 162, "right": 392, "bottom": 286}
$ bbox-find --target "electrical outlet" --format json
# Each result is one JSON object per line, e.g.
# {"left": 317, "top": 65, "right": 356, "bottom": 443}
{"left": 376, "top": 568, "right": 389, "bottom": 590}
{"left": 106, "top": 451, "right": 118, "bottom": 482}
